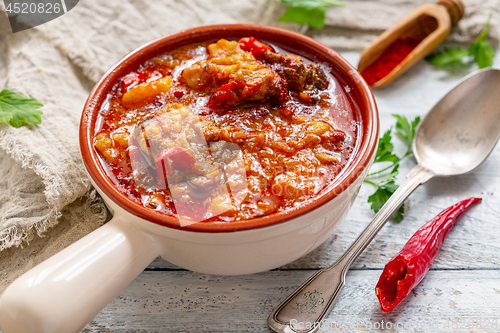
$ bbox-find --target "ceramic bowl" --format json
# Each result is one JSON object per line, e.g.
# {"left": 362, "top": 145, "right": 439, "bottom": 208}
{"left": 0, "top": 24, "right": 378, "bottom": 333}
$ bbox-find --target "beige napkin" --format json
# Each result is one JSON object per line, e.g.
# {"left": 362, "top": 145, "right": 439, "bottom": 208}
{"left": 0, "top": 27, "right": 107, "bottom": 291}
{"left": 0, "top": 0, "right": 498, "bottom": 293}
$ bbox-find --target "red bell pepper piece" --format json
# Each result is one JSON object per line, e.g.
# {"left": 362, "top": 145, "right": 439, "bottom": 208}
{"left": 238, "top": 37, "right": 274, "bottom": 57}
{"left": 121, "top": 70, "right": 160, "bottom": 93}
{"left": 155, "top": 147, "right": 196, "bottom": 182}
{"left": 121, "top": 74, "right": 142, "bottom": 93}
{"left": 173, "top": 90, "right": 184, "bottom": 98}
{"left": 207, "top": 80, "right": 246, "bottom": 108}
{"left": 375, "top": 197, "right": 482, "bottom": 313}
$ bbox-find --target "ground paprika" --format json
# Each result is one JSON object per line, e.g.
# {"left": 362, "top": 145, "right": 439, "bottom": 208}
{"left": 361, "top": 38, "right": 421, "bottom": 86}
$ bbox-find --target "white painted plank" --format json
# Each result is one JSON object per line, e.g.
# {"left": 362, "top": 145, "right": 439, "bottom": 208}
{"left": 81, "top": 269, "right": 500, "bottom": 333}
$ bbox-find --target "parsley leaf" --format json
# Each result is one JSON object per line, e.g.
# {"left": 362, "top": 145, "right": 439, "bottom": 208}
{"left": 374, "top": 129, "right": 399, "bottom": 164}
{"left": 279, "top": 0, "right": 345, "bottom": 29}
{"left": 364, "top": 115, "right": 420, "bottom": 222}
{"left": 473, "top": 37, "right": 495, "bottom": 69}
{"left": 368, "top": 180, "right": 405, "bottom": 222}
{"left": 0, "top": 89, "right": 43, "bottom": 128}
{"left": 469, "top": 14, "right": 495, "bottom": 69}
{"left": 425, "top": 47, "right": 470, "bottom": 67}
{"left": 393, "top": 114, "right": 420, "bottom": 155}
{"left": 426, "top": 15, "right": 495, "bottom": 69}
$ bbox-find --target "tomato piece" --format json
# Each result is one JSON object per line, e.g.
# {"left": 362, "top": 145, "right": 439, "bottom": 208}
{"left": 121, "top": 75, "right": 141, "bottom": 93}
{"left": 155, "top": 147, "right": 196, "bottom": 181}
{"left": 238, "top": 37, "right": 274, "bottom": 57}
{"left": 121, "top": 72, "right": 151, "bottom": 93}
{"left": 173, "top": 90, "right": 184, "bottom": 98}
{"left": 207, "top": 80, "right": 246, "bottom": 108}
{"left": 121, "top": 70, "right": 161, "bottom": 93}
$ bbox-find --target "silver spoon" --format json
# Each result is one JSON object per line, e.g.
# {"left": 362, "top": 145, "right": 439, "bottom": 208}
{"left": 268, "top": 67, "right": 500, "bottom": 333}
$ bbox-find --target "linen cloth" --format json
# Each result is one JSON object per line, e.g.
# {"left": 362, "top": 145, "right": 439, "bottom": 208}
{"left": 0, "top": 0, "right": 498, "bottom": 293}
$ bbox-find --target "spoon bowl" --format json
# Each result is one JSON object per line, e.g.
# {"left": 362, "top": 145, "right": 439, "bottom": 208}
{"left": 414, "top": 68, "right": 500, "bottom": 176}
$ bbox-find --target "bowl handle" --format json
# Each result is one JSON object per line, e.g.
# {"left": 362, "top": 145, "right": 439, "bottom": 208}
{"left": 0, "top": 215, "right": 161, "bottom": 333}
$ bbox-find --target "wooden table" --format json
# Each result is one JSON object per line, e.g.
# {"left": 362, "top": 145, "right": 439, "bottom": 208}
{"left": 82, "top": 52, "right": 500, "bottom": 333}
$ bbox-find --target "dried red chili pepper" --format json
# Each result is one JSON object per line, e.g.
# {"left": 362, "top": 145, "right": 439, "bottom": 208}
{"left": 361, "top": 38, "right": 421, "bottom": 86}
{"left": 375, "top": 197, "right": 482, "bottom": 313}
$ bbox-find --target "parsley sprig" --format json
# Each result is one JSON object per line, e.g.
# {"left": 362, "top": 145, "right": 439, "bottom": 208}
{"left": 279, "top": 0, "right": 345, "bottom": 29}
{"left": 364, "top": 115, "right": 420, "bottom": 222}
{"left": 0, "top": 89, "right": 43, "bottom": 128}
{"left": 426, "top": 15, "right": 495, "bottom": 69}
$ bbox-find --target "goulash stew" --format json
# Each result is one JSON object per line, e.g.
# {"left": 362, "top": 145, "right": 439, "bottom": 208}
{"left": 94, "top": 37, "right": 359, "bottom": 224}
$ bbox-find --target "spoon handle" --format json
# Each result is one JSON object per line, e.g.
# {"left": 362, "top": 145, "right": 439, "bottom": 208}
{"left": 268, "top": 164, "right": 434, "bottom": 333}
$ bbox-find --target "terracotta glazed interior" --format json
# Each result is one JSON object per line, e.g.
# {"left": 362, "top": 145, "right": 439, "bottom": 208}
{"left": 80, "top": 24, "right": 379, "bottom": 232}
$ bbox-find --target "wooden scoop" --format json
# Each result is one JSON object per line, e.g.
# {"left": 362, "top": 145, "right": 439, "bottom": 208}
{"left": 358, "top": 0, "right": 464, "bottom": 88}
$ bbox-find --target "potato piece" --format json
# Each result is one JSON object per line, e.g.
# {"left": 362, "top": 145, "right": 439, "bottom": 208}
{"left": 111, "top": 131, "right": 130, "bottom": 148}
{"left": 254, "top": 195, "right": 280, "bottom": 216}
{"left": 306, "top": 121, "right": 331, "bottom": 136}
{"left": 95, "top": 132, "right": 113, "bottom": 152}
{"left": 271, "top": 171, "right": 318, "bottom": 198}
{"left": 181, "top": 63, "right": 214, "bottom": 89}
{"left": 95, "top": 132, "right": 120, "bottom": 164}
{"left": 209, "top": 195, "right": 234, "bottom": 215}
{"left": 147, "top": 191, "right": 165, "bottom": 210}
{"left": 314, "top": 148, "right": 341, "bottom": 164}
{"left": 122, "top": 77, "right": 172, "bottom": 107}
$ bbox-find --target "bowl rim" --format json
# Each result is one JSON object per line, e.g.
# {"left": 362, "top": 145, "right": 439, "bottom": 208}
{"left": 80, "top": 23, "right": 379, "bottom": 233}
